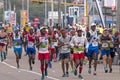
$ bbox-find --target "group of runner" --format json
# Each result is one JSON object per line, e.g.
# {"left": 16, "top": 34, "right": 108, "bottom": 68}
{"left": 0, "top": 23, "right": 120, "bottom": 80}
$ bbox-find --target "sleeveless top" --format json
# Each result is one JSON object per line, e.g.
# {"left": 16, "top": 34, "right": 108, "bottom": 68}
{"left": 38, "top": 36, "right": 49, "bottom": 53}
{"left": 0, "top": 33, "right": 7, "bottom": 44}
{"left": 100, "top": 35, "right": 111, "bottom": 50}
{"left": 27, "top": 34, "right": 35, "bottom": 48}
{"left": 13, "top": 33, "right": 22, "bottom": 48}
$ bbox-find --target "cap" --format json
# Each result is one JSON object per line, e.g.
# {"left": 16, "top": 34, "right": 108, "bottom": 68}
{"left": 40, "top": 27, "right": 46, "bottom": 31}
{"left": 91, "top": 23, "right": 96, "bottom": 26}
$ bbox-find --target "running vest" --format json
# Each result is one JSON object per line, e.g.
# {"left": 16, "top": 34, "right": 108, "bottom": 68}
{"left": 39, "top": 36, "right": 49, "bottom": 53}
{"left": 27, "top": 34, "right": 35, "bottom": 48}
{"left": 59, "top": 36, "right": 70, "bottom": 53}
{"left": 88, "top": 30, "right": 98, "bottom": 47}
{"left": 72, "top": 36, "right": 86, "bottom": 54}
{"left": 13, "top": 33, "right": 22, "bottom": 48}
{"left": 0, "top": 34, "right": 7, "bottom": 44}
{"left": 100, "top": 35, "right": 111, "bottom": 50}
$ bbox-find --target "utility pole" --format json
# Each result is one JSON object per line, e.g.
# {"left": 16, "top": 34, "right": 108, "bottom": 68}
{"left": 51, "top": 0, "right": 54, "bottom": 27}
{"left": 58, "top": 0, "right": 61, "bottom": 27}
{"left": 22, "top": 0, "right": 24, "bottom": 11}
{"left": 5, "top": 0, "right": 7, "bottom": 11}
{"left": 64, "top": 0, "right": 67, "bottom": 27}
{"left": 44, "top": 0, "right": 47, "bottom": 25}
{"left": 117, "top": 0, "right": 120, "bottom": 31}
{"left": 27, "top": 0, "right": 29, "bottom": 22}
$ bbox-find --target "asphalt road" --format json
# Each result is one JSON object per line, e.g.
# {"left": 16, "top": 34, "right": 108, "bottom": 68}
{"left": 0, "top": 48, "right": 120, "bottom": 80}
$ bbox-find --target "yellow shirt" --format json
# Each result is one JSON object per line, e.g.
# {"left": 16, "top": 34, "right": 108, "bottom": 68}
{"left": 99, "top": 27, "right": 103, "bottom": 34}
{"left": 113, "top": 28, "right": 117, "bottom": 34}
{"left": 25, "top": 26, "right": 30, "bottom": 32}
{"left": 7, "top": 26, "right": 13, "bottom": 33}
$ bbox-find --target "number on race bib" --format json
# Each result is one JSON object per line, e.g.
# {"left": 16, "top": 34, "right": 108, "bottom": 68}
{"left": 102, "top": 43, "right": 108, "bottom": 48}
{"left": 62, "top": 46, "right": 68, "bottom": 51}
{"left": 28, "top": 42, "right": 34, "bottom": 47}
{"left": 92, "top": 42, "right": 98, "bottom": 47}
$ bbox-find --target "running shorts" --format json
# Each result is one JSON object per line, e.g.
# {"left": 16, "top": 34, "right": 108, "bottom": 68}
{"left": 38, "top": 53, "right": 50, "bottom": 60}
{"left": 73, "top": 53, "right": 85, "bottom": 61}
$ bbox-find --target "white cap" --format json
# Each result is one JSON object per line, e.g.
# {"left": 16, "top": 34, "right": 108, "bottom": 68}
{"left": 40, "top": 27, "right": 46, "bottom": 31}
{"left": 91, "top": 23, "right": 96, "bottom": 26}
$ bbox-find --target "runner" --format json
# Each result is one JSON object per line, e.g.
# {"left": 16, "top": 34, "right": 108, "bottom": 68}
{"left": 22, "top": 28, "right": 28, "bottom": 52}
{"left": 86, "top": 24, "right": 99, "bottom": 75}
{"left": 13, "top": 29, "right": 22, "bottom": 68}
{"left": 51, "top": 32, "right": 58, "bottom": 62}
{"left": 58, "top": 29, "right": 71, "bottom": 77}
{"left": 26, "top": 28, "right": 36, "bottom": 70}
{"left": 99, "top": 28, "right": 113, "bottom": 73}
{"left": 70, "top": 28, "right": 76, "bottom": 73}
{"left": 108, "top": 29, "right": 115, "bottom": 73}
{"left": 7, "top": 23, "right": 13, "bottom": 48}
{"left": 117, "top": 32, "right": 120, "bottom": 67}
{"left": 37, "top": 27, "right": 51, "bottom": 80}
{"left": 0, "top": 27, "right": 8, "bottom": 62}
{"left": 70, "top": 29, "right": 87, "bottom": 80}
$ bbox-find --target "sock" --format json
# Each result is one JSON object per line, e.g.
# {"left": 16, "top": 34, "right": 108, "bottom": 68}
{"left": 53, "top": 53, "right": 57, "bottom": 61}
{"left": 41, "top": 65, "right": 44, "bottom": 75}
{"left": 45, "top": 64, "right": 48, "bottom": 71}
{"left": 79, "top": 66, "right": 83, "bottom": 74}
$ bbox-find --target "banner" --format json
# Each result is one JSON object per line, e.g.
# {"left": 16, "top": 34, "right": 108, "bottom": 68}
{"left": 4, "top": 11, "right": 11, "bottom": 23}
{"left": 104, "top": 0, "right": 116, "bottom": 10}
{"left": 21, "top": 10, "right": 28, "bottom": 26}
{"left": 73, "top": 0, "right": 84, "bottom": 4}
{"left": 10, "top": 11, "right": 16, "bottom": 25}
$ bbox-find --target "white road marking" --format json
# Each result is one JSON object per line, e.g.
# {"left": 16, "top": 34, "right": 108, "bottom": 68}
{"left": 1, "top": 62, "right": 60, "bottom": 80}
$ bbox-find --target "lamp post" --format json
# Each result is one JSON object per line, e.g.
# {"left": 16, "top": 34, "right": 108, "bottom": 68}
{"left": 117, "top": 0, "right": 120, "bottom": 31}
{"left": 112, "top": 10, "right": 116, "bottom": 27}
{"left": 64, "top": 0, "right": 67, "bottom": 27}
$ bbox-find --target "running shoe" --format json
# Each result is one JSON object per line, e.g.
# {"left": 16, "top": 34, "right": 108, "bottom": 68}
{"left": 88, "top": 68, "right": 91, "bottom": 74}
{"left": 104, "top": 67, "right": 108, "bottom": 73}
{"left": 41, "top": 75, "right": 45, "bottom": 80}
{"left": 109, "top": 68, "right": 112, "bottom": 73}
{"left": 45, "top": 70, "right": 48, "bottom": 76}
{"left": 93, "top": 71, "right": 97, "bottom": 75}
{"left": 74, "top": 69, "right": 77, "bottom": 76}
{"left": 65, "top": 72, "right": 69, "bottom": 77}
{"left": 62, "top": 73, "right": 66, "bottom": 77}
{"left": 78, "top": 74, "right": 84, "bottom": 80}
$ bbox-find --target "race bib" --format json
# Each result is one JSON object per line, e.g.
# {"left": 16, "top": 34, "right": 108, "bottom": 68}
{"left": 15, "top": 45, "right": 21, "bottom": 48}
{"left": 92, "top": 42, "right": 98, "bottom": 47}
{"left": 62, "top": 45, "right": 68, "bottom": 51}
{"left": 28, "top": 42, "right": 34, "bottom": 47}
{"left": 102, "top": 43, "right": 108, "bottom": 48}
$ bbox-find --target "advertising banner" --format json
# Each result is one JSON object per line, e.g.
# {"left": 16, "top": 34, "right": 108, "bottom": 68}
{"left": 4, "top": 11, "right": 16, "bottom": 25}
{"left": 10, "top": 11, "right": 16, "bottom": 25}
{"left": 104, "top": 0, "right": 116, "bottom": 10}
